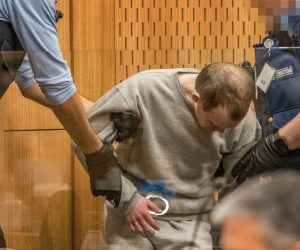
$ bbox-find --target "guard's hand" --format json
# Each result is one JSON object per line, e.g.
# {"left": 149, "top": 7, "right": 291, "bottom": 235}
{"left": 232, "top": 134, "right": 283, "bottom": 184}
{"left": 85, "top": 143, "right": 122, "bottom": 207}
{"left": 126, "top": 196, "right": 161, "bottom": 237}
{"left": 110, "top": 112, "right": 140, "bottom": 142}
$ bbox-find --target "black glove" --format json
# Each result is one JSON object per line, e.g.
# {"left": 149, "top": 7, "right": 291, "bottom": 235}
{"left": 110, "top": 112, "right": 140, "bottom": 142}
{"left": 84, "top": 143, "right": 122, "bottom": 207}
{"left": 232, "top": 132, "right": 300, "bottom": 184}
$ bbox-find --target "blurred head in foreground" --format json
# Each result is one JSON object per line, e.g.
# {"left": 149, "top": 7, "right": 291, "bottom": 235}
{"left": 212, "top": 170, "right": 300, "bottom": 250}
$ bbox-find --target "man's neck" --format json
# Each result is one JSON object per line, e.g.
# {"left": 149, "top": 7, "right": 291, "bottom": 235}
{"left": 178, "top": 73, "right": 198, "bottom": 103}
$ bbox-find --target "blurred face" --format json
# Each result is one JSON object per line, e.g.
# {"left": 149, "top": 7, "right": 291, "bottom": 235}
{"left": 192, "top": 93, "right": 241, "bottom": 133}
{"left": 220, "top": 216, "right": 300, "bottom": 250}
{"left": 221, "top": 217, "right": 272, "bottom": 250}
{"left": 249, "top": 0, "right": 294, "bottom": 16}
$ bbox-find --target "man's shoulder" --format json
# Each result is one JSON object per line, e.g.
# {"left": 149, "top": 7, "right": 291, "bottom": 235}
{"left": 127, "top": 68, "right": 199, "bottom": 78}
{"left": 244, "top": 109, "right": 258, "bottom": 123}
{"left": 226, "top": 110, "right": 260, "bottom": 135}
{"left": 121, "top": 68, "right": 199, "bottom": 87}
{"left": 238, "top": 109, "right": 261, "bottom": 135}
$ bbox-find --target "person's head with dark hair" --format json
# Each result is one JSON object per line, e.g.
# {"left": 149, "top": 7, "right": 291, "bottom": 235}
{"left": 212, "top": 170, "right": 300, "bottom": 250}
{"left": 190, "top": 63, "right": 254, "bottom": 133}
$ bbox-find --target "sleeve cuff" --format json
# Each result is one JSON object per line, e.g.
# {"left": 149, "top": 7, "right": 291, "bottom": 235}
{"left": 16, "top": 78, "right": 36, "bottom": 91}
{"left": 118, "top": 175, "right": 141, "bottom": 216}
{"left": 45, "top": 83, "right": 77, "bottom": 105}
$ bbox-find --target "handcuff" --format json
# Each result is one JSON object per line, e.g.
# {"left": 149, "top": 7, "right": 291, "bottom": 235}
{"left": 146, "top": 193, "right": 169, "bottom": 216}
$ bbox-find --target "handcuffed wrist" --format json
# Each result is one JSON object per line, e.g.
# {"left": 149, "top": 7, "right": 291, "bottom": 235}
{"left": 117, "top": 175, "right": 141, "bottom": 215}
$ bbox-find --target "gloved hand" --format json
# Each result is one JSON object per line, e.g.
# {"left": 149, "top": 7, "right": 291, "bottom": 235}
{"left": 84, "top": 143, "right": 122, "bottom": 207}
{"left": 110, "top": 112, "right": 140, "bottom": 142}
{"left": 232, "top": 131, "right": 296, "bottom": 184}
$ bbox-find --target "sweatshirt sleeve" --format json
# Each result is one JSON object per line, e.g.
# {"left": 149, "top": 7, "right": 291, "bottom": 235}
{"left": 87, "top": 84, "right": 139, "bottom": 142}
{"left": 84, "top": 84, "right": 141, "bottom": 215}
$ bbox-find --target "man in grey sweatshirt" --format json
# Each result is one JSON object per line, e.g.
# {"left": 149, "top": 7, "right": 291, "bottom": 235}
{"left": 76, "top": 63, "right": 260, "bottom": 249}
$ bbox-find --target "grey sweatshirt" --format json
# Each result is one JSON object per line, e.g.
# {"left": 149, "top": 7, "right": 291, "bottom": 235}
{"left": 86, "top": 68, "right": 261, "bottom": 220}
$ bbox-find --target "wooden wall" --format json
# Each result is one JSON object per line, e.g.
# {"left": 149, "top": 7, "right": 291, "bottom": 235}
{"left": 0, "top": 0, "right": 266, "bottom": 249}
{"left": 114, "top": 0, "right": 266, "bottom": 81}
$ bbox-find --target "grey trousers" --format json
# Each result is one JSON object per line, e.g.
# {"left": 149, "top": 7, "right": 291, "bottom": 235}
{"left": 105, "top": 203, "right": 212, "bottom": 250}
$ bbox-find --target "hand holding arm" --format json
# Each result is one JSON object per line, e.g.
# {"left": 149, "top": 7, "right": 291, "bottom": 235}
{"left": 279, "top": 112, "right": 300, "bottom": 150}
{"left": 84, "top": 143, "right": 122, "bottom": 206}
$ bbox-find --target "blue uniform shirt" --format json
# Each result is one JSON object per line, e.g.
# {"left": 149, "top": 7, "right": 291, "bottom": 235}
{"left": 254, "top": 8, "right": 300, "bottom": 136}
{"left": 0, "top": 0, "right": 76, "bottom": 105}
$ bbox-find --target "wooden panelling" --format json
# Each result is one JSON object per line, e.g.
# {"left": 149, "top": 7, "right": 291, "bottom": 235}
{"left": 72, "top": 0, "right": 116, "bottom": 100}
{"left": 56, "top": 0, "right": 71, "bottom": 52}
{"left": 115, "top": 0, "right": 267, "bottom": 82}
{"left": 73, "top": 51, "right": 116, "bottom": 102}
{"left": 72, "top": 0, "right": 115, "bottom": 51}
{"left": 0, "top": 131, "right": 72, "bottom": 249}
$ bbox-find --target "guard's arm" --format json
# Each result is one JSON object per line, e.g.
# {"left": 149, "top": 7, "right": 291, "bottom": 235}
{"left": 84, "top": 143, "right": 122, "bottom": 206}
{"left": 279, "top": 112, "right": 300, "bottom": 150}
{"left": 20, "top": 83, "right": 49, "bottom": 107}
{"left": 232, "top": 130, "right": 300, "bottom": 184}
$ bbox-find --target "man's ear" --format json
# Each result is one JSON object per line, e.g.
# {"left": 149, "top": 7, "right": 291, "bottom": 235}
{"left": 191, "top": 92, "right": 200, "bottom": 103}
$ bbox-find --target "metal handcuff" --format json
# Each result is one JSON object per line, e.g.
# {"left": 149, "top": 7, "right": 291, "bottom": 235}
{"left": 146, "top": 193, "right": 169, "bottom": 216}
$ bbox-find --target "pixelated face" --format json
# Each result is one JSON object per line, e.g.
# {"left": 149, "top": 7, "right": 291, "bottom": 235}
{"left": 248, "top": 0, "right": 295, "bottom": 15}
{"left": 192, "top": 95, "right": 241, "bottom": 133}
{"left": 221, "top": 217, "right": 273, "bottom": 250}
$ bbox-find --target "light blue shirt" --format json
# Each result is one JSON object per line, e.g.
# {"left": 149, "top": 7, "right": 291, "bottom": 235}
{"left": 0, "top": 0, "right": 76, "bottom": 105}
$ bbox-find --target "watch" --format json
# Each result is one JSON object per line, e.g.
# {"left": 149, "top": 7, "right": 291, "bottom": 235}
{"left": 272, "top": 131, "right": 290, "bottom": 155}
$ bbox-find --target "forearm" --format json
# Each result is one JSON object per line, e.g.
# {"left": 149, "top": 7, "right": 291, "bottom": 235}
{"left": 22, "top": 82, "right": 100, "bottom": 153}
{"left": 51, "top": 93, "right": 102, "bottom": 153}
{"left": 80, "top": 95, "right": 94, "bottom": 112}
{"left": 279, "top": 113, "right": 300, "bottom": 150}
{"left": 22, "top": 83, "right": 95, "bottom": 112}
{"left": 21, "top": 83, "right": 49, "bottom": 107}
